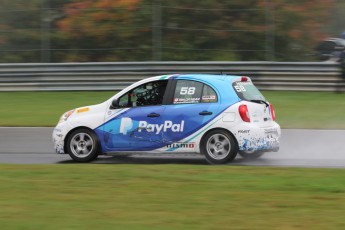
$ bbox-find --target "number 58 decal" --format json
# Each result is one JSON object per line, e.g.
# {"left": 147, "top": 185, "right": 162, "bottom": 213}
{"left": 180, "top": 87, "right": 196, "bottom": 95}
{"left": 234, "top": 85, "right": 246, "bottom": 92}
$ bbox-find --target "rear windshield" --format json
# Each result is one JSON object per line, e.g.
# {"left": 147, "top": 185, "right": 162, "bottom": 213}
{"left": 232, "top": 81, "right": 265, "bottom": 101}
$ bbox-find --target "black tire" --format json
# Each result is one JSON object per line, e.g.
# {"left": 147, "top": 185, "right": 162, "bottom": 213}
{"left": 201, "top": 130, "right": 238, "bottom": 164}
{"left": 66, "top": 128, "right": 99, "bottom": 162}
{"left": 238, "top": 151, "right": 265, "bottom": 159}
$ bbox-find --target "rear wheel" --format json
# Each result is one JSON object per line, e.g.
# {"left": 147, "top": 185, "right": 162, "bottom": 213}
{"left": 66, "top": 129, "right": 99, "bottom": 162}
{"left": 201, "top": 130, "right": 238, "bottom": 164}
{"left": 238, "top": 151, "right": 265, "bottom": 159}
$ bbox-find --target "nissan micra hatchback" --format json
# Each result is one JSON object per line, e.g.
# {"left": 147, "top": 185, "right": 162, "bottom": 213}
{"left": 53, "top": 74, "right": 280, "bottom": 164}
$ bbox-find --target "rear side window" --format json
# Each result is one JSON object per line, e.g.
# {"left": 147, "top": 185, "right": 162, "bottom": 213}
{"left": 232, "top": 81, "right": 265, "bottom": 101}
{"left": 201, "top": 84, "right": 217, "bottom": 103}
{"left": 173, "top": 80, "right": 218, "bottom": 104}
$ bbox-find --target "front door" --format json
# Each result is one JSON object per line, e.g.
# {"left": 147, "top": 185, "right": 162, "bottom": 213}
{"left": 98, "top": 79, "right": 169, "bottom": 151}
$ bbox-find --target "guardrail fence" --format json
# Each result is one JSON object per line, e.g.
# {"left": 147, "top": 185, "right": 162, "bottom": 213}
{"left": 0, "top": 62, "right": 342, "bottom": 92}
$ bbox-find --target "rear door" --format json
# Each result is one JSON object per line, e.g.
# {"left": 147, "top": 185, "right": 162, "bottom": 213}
{"left": 162, "top": 79, "right": 220, "bottom": 145}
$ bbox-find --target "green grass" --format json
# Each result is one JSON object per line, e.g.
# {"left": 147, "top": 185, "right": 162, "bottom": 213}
{"left": 264, "top": 91, "right": 345, "bottom": 129}
{"left": 0, "top": 164, "right": 344, "bottom": 230}
{"left": 0, "top": 91, "right": 115, "bottom": 127}
{"left": 0, "top": 91, "right": 344, "bottom": 128}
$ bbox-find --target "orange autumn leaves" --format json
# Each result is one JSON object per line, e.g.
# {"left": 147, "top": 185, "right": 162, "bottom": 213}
{"left": 58, "top": 0, "right": 142, "bottom": 39}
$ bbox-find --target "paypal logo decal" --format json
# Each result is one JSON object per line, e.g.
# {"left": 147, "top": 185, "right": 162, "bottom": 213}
{"left": 119, "top": 117, "right": 185, "bottom": 135}
{"left": 138, "top": 120, "right": 184, "bottom": 134}
{"left": 119, "top": 117, "right": 133, "bottom": 135}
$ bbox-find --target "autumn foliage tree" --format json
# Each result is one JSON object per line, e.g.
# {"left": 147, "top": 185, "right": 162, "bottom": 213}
{"left": 0, "top": 0, "right": 339, "bottom": 62}
{"left": 267, "top": 0, "right": 335, "bottom": 60}
{"left": 55, "top": 0, "right": 338, "bottom": 61}
{"left": 160, "top": 0, "right": 335, "bottom": 61}
{"left": 56, "top": 0, "right": 152, "bottom": 61}
{"left": 0, "top": 0, "right": 43, "bottom": 62}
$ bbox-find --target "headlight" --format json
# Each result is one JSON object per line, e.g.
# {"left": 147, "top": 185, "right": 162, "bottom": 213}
{"left": 58, "top": 109, "right": 75, "bottom": 123}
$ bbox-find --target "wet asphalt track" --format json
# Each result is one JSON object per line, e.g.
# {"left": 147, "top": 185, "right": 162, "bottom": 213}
{"left": 0, "top": 127, "right": 345, "bottom": 168}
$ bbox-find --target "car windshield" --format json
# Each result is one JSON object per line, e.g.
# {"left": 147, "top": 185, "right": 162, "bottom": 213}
{"left": 232, "top": 81, "right": 265, "bottom": 101}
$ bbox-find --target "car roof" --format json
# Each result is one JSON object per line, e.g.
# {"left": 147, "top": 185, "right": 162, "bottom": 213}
{"left": 156, "top": 73, "right": 244, "bottom": 83}
{"left": 176, "top": 73, "right": 239, "bottom": 81}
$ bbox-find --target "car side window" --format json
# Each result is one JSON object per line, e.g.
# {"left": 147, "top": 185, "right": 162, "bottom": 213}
{"left": 118, "top": 80, "right": 168, "bottom": 107}
{"left": 172, "top": 80, "right": 218, "bottom": 104}
{"left": 173, "top": 80, "right": 203, "bottom": 104}
{"left": 201, "top": 84, "right": 218, "bottom": 103}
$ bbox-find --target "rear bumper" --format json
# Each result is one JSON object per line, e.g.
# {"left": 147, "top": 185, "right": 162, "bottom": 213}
{"left": 234, "top": 123, "right": 281, "bottom": 152}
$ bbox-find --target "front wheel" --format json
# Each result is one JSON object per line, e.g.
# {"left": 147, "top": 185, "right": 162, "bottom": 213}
{"left": 201, "top": 130, "right": 238, "bottom": 164}
{"left": 66, "top": 129, "right": 99, "bottom": 162}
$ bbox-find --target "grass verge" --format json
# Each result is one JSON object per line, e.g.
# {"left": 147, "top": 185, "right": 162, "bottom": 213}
{"left": 0, "top": 91, "right": 114, "bottom": 126}
{"left": 0, "top": 91, "right": 344, "bottom": 128}
{"left": 0, "top": 164, "right": 344, "bottom": 230}
{"left": 264, "top": 91, "right": 345, "bottom": 129}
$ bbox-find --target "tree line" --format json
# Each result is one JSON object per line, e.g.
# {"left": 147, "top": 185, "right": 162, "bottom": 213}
{"left": 0, "top": 0, "right": 337, "bottom": 62}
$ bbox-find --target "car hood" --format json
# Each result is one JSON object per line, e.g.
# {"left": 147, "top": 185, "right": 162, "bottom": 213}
{"left": 66, "top": 101, "right": 109, "bottom": 129}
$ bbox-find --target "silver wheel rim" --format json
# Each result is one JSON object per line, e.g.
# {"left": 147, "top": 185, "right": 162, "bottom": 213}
{"left": 70, "top": 132, "right": 94, "bottom": 158}
{"left": 206, "top": 134, "right": 231, "bottom": 160}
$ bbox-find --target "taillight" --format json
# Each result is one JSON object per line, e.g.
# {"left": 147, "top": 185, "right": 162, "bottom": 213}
{"left": 241, "top": 76, "right": 248, "bottom": 82}
{"left": 269, "top": 104, "right": 276, "bottom": 121}
{"left": 239, "top": 105, "right": 250, "bottom": 122}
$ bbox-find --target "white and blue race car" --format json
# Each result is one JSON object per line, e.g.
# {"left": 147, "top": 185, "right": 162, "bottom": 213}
{"left": 53, "top": 74, "right": 280, "bottom": 164}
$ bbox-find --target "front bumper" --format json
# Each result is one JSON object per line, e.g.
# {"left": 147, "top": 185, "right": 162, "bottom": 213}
{"left": 52, "top": 123, "right": 71, "bottom": 154}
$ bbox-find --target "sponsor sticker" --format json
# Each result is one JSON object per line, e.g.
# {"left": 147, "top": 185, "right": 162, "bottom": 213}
{"left": 76, "top": 107, "right": 90, "bottom": 113}
{"left": 264, "top": 128, "right": 278, "bottom": 135}
{"left": 201, "top": 95, "right": 216, "bottom": 102}
{"left": 166, "top": 142, "right": 195, "bottom": 149}
{"left": 173, "top": 97, "right": 200, "bottom": 104}
{"left": 138, "top": 120, "right": 184, "bottom": 134}
{"left": 119, "top": 117, "right": 185, "bottom": 135}
{"left": 202, "top": 95, "right": 216, "bottom": 100}
{"left": 238, "top": 130, "right": 250, "bottom": 134}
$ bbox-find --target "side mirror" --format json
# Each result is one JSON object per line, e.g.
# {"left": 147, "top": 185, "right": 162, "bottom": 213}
{"left": 110, "top": 99, "right": 119, "bottom": 109}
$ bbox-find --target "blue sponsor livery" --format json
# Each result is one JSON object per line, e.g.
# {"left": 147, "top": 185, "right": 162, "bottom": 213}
{"left": 53, "top": 74, "right": 281, "bottom": 164}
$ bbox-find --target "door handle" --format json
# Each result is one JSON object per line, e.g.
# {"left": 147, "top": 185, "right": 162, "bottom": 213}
{"left": 199, "top": 111, "right": 213, "bottom": 116}
{"left": 147, "top": 113, "right": 160, "bottom": 117}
